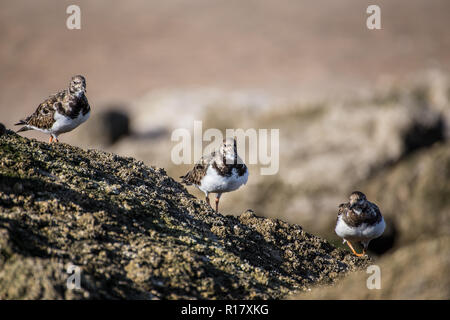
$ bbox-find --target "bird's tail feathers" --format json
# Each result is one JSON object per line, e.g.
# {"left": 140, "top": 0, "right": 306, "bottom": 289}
{"left": 16, "top": 125, "right": 31, "bottom": 133}
{"left": 15, "top": 120, "right": 31, "bottom": 133}
{"left": 14, "top": 120, "right": 27, "bottom": 126}
{"left": 179, "top": 175, "right": 192, "bottom": 185}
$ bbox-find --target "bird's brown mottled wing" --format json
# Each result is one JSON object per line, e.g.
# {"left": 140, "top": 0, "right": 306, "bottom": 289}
{"left": 16, "top": 91, "right": 66, "bottom": 130}
{"left": 337, "top": 203, "right": 348, "bottom": 221}
{"left": 339, "top": 201, "right": 382, "bottom": 227}
{"left": 339, "top": 203, "right": 364, "bottom": 227}
{"left": 180, "top": 152, "right": 215, "bottom": 186}
{"left": 366, "top": 201, "right": 383, "bottom": 224}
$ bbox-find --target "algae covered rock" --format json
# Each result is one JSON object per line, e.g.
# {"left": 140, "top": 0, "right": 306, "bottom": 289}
{"left": 0, "top": 131, "right": 367, "bottom": 299}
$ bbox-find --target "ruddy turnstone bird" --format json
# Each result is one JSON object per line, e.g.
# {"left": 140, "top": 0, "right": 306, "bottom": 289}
{"left": 180, "top": 137, "right": 249, "bottom": 212}
{"left": 15, "top": 75, "right": 90, "bottom": 143}
{"left": 335, "top": 191, "right": 385, "bottom": 257}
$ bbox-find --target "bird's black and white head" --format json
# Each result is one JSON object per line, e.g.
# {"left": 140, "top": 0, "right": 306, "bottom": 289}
{"left": 220, "top": 137, "right": 238, "bottom": 164}
{"left": 69, "top": 75, "right": 86, "bottom": 97}
{"left": 349, "top": 191, "right": 367, "bottom": 206}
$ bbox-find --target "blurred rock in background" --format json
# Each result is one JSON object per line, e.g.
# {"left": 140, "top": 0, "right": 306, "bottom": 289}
{"left": 364, "top": 142, "right": 450, "bottom": 246}
{"left": 367, "top": 216, "right": 398, "bottom": 255}
{"left": 290, "top": 235, "right": 450, "bottom": 299}
{"left": 73, "top": 106, "right": 130, "bottom": 148}
{"left": 0, "top": 123, "right": 5, "bottom": 136}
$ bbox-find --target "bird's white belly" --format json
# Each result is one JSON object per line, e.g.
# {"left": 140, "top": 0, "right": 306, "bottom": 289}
{"left": 199, "top": 166, "right": 248, "bottom": 194}
{"left": 52, "top": 110, "right": 90, "bottom": 134}
{"left": 29, "top": 126, "right": 51, "bottom": 134}
{"left": 335, "top": 216, "right": 385, "bottom": 242}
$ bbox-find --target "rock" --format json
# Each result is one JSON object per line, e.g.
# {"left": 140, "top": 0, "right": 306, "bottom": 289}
{"left": 0, "top": 256, "right": 89, "bottom": 300}
{"left": 364, "top": 142, "right": 450, "bottom": 245}
{"left": 0, "top": 132, "right": 368, "bottom": 299}
{"left": 401, "top": 110, "right": 445, "bottom": 155}
{"left": 73, "top": 108, "right": 130, "bottom": 147}
{"left": 0, "top": 123, "right": 5, "bottom": 136}
{"left": 366, "top": 216, "right": 397, "bottom": 255}
{"left": 290, "top": 235, "right": 450, "bottom": 299}
{"left": 411, "top": 70, "right": 450, "bottom": 139}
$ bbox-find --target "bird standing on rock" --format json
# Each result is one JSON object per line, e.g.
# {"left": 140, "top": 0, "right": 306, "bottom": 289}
{"left": 15, "top": 75, "right": 90, "bottom": 143}
{"left": 335, "top": 191, "right": 385, "bottom": 257}
{"left": 180, "top": 137, "right": 249, "bottom": 212}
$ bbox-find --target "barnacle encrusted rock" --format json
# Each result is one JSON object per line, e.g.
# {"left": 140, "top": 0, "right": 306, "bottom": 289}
{"left": 0, "top": 131, "right": 368, "bottom": 299}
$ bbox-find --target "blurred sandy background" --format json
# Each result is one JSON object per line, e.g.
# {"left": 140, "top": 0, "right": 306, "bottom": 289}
{"left": 1, "top": 0, "right": 449, "bottom": 299}
{"left": 1, "top": 0, "right": 449, "bottom": 116}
